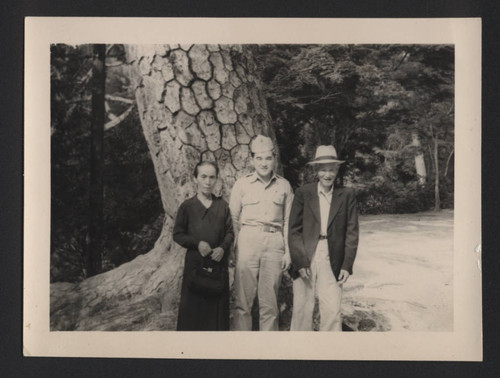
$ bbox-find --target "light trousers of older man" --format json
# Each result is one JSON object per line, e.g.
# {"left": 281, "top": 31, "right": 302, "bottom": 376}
{"left": 290, "top": 240, "right": 343, "bottom": 331}
{"left": 233, "top": 226, "right": 284, "bottom": 331}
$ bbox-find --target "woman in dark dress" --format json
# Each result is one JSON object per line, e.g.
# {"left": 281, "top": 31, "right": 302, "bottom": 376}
{"left": 173, "top": 161, "right": 234, "bottom": 331}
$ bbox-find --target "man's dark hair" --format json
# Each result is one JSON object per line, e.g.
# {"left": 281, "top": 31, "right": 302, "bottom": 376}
{"left": 193, "top": 161, "right": 219, "bottom": 178}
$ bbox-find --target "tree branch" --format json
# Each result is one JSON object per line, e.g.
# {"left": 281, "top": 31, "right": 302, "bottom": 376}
{"left": 104, "top": 105, "right": 134, "bottom": 131}
{"left": 392, "top": 51, "right": 409, "bottom": 71}
{"left": 62, "top": 103, "right": 78, "bottom": 123}
{"left": 77, "top": 67, "right": 93, "bottom": 86}
{"left": 105, "top": 44, "right": 114, "bottom": 55}
{"left": 105, "top": 95, "right": 135, "bottom": 104}
{"left": 105, "top": 61, "right": 125, "bottom": 68}
{"left": 444, "top": 148, "right": 454, "bottom": 177}
{"left": 67, "top": 94, "right": 135, "bottom": 105}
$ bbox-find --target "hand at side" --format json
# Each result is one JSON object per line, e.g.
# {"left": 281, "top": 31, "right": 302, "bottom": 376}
{"left": 338, "top": 269, "right": 350, "bottom": 284}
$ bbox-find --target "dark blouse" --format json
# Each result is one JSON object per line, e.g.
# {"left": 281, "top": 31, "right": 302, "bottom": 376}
{"left": 173, "top": 195, "right": 233, "bottom": 331}
{"left": 173, "top": 195, "right": 234, "bottom": 257}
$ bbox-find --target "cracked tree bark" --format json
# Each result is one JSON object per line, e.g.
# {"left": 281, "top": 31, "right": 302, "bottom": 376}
{"left": 50, "top": 44, "right": 280, "bottom": 331}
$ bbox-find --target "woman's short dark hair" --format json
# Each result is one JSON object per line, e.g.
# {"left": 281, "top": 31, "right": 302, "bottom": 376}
{"left": 193, "top": 161, "right": 219, "bottom": 178}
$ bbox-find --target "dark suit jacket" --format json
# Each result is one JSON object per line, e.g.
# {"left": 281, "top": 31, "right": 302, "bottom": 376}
{"left": 288, "top": 183, "right": 359, "bottom": 280}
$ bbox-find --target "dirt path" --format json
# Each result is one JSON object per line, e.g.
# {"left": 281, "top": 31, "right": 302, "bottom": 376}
{"left": 342, "top": 210, "right": 454, "bottom": 331}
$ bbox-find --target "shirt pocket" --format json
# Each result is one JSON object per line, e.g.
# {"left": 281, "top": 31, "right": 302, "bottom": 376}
{"left": 241, "top": 193, "right": 261, "bottom": 221}
{"left": 272, "top": 191, "right": 285, "bottom": 206}
{"left": 242, "top": 193, "right": 260, "bottom": 207}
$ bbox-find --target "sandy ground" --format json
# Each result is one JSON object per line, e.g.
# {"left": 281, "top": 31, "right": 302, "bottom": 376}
{"left": 50, "top": 210, "right": 454, "bottom": 332}
{"left": 342, "top": 210, "right": 454, "bottom": 331}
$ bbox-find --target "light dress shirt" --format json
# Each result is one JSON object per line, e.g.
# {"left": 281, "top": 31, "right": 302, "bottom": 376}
{"left": 229, "top": 171, "right": 294, "bottom": 254}
{"left": 318, "top": 184, "right": 334, "bottom": 236}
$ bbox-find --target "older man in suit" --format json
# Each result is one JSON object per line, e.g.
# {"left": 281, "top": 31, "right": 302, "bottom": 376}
{"left": 288, "top": 145, "right": 359, "bottom": 331}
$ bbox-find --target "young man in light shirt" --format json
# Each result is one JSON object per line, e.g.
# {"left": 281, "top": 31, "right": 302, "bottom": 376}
{"left": 229, "top": 135, "right": 293, "bottom": 331}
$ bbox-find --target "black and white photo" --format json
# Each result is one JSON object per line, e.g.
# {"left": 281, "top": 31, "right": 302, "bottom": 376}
{"left": 24, "top": 18, "right": 481, "bottom": 360}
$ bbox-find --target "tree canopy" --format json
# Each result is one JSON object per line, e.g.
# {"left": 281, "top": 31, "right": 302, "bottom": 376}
{"left": 253, "top": 44, "right": 454, "bottom": 213}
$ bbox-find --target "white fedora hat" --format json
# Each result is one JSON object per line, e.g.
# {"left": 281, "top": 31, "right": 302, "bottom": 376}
{"left": 307, "top": 145, "right": 345, "bottom": 165}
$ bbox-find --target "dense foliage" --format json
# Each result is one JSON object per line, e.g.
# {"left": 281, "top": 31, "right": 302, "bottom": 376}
{"left": 51, "top": 44, "right": 163, "bottom": 282}
{"left": 252, "top": 44, "right": 454, "bottom": 213}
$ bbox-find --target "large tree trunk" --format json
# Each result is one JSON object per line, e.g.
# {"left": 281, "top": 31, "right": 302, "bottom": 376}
{"left": 50, "top": 44, "right": 279, "bottom": 331}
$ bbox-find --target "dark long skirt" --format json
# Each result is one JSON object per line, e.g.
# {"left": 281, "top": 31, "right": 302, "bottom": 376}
{"left": 177, "top": 249, "right": 230, "bottom": 331}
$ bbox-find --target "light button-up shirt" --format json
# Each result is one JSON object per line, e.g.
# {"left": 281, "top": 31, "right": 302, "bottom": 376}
{"left": 318, "top": 184, "right": 333, "bottom": 236}
{"left": 229, "top": 171, "right": 294, "bottom": 254}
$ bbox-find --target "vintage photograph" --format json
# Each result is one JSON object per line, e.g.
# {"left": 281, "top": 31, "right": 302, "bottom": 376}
{"left": 24, "top": 18, "right": 481, "bottom": 360}
{"left": 49, "top": 43, "right": 454, "bottom": 332}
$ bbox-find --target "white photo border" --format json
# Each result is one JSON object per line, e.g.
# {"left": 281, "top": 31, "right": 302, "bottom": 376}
{"left": 24, "top": 17, "right": 482, "bottom": 360}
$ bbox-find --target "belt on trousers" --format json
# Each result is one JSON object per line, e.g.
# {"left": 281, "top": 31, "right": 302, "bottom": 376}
{"left": 243, "top": 224, "right": 282, "bottom": 233}
{"left": 319, "top": 235, "right": 328, "bottom": 240}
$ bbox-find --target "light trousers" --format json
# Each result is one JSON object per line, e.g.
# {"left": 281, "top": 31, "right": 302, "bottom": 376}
{"left": 233, "top": 226, "right": 284, "bottom": 331}
{"left": 290, "top": 240, "right": 343, "bottom": 331}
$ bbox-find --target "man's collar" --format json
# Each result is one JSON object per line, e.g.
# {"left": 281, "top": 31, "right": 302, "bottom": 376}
{"left": 318, "top": 183, "right": 334, "bottom": 196}
{"left": 250, "top": 171, "right": 277, "bottom": 184}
